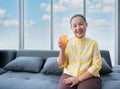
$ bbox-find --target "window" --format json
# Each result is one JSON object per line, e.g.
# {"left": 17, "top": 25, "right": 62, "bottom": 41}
{"left": 86, "top": 0, "right": 116, "bottom": 65}
{"left": 0, "top": 0, "right": 117, "bottom": 65}
{"left": 0, "top": 0, "right": 19, "bottom": 49}
{"left": 24, "top": 0, "right": 51, "bottom": 50}
{"left": 53, "top": 0, "right": 84, "bottom": 49}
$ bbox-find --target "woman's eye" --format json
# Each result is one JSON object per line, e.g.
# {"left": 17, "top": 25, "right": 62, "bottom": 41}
{"left": 79, "top": 23, "right": 84, "bottom": 26}
{"left": 73, "top": 25, "right": 77, "bottom": 28}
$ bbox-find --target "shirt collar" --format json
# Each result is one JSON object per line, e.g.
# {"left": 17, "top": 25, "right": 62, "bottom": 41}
{"left": 74, "top": 36, "right": 87, "bottom": 42}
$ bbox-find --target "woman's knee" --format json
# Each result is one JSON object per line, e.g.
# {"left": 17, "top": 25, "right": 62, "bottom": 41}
{"left": 77, "top": 77, "right": 101, "bottom": 89}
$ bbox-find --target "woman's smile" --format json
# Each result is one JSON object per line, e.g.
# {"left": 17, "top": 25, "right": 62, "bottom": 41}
{"left": 77, "top": 30, "right": 84, "bottom": 34}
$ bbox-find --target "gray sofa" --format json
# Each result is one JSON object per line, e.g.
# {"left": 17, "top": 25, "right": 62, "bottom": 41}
{"left": 0, "top": 50, "right": 120, "bottom": 89}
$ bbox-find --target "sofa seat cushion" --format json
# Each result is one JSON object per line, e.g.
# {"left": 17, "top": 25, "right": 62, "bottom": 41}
{"left": 4, "top": 56, "right": 45, "bottom": 73}
{"left": 0, "top": 67, "right": 120, "bottom": 89}
{"left": 0, "top": 71, "right": 60, "bottom": 89}
{"left": 101, "top": 65, "right": 120, "bottom": 89}
{"left": 101, "top": 72, "right": 120, "bottom": 89}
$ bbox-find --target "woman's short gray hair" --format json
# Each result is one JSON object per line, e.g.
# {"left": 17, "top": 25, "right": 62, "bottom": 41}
{"left": 70, "top": 14, "right": 87, "bottom": 24}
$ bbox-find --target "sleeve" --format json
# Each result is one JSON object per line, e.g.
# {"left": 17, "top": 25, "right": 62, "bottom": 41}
{"left": 58, "top": 47, "right": 69, "bottom": 68}
{"left": 87, "top": 41, "right": 102, "bottom": 76}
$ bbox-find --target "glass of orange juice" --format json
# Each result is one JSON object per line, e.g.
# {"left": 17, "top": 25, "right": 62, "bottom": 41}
{"left": 60, "top": 35, "right": 68, "bottom": 46}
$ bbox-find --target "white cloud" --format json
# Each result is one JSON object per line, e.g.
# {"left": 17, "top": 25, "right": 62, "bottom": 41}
{"left": 102, "top": 0, "right": 113, "bottom": 5}
{"left": 59, "top": 0, "right": 83, "bottom": 8}
{"left": 2, "top": 19, "right": 35, "bottom": 28}
{"left": 29, "top": 20, "right": 35, "bottom": 25}
{"left": 2, "top": 19, "right": 36, "bottom": 28}
{"left": 0, "top": 20, "right": 3, "bottom": 24}
{"left": 54, "top": 16, "right": 70, "bottom": 29}
{"left": 56, "top": 0, "right": 83, "bottom": 12}
{"left": 42, "top": 14, "right": 50, "bottom": 21}
{"left": 40, "top": 0, "right": 83, "bottom": 12}
{"left": 40, "top": 3, "right": 46, "bottom": 8}
{"left": 89, "top": 5, "right": 113, "bottom": 13}
{"left": 0, "top": 8, "right": 6, "bottom": 18}
{"left": 102, "top": 6, "right": 113, "bottom": 13}
{"left": 25, "top": 20, "right": 35, "bottom": 27}
{"left": 3, "top": 20, "right": 19, "bottom": 26}
{"left": 40, "top": 3, "right": 51, "bottom": 12}
{"left": 88, "top": 18, "right": 110, "bottom": 27}
{"left": 62, "top": 17, "right": 70, "bottom": 23}
{"left": 54, "top": 4, "right": 67, "bottom": 12}
{"left": 94, "top": 19, "right": 109, "bottom": 26}
{"left": 87, "top": 0, "right": 114, "bottom": 13}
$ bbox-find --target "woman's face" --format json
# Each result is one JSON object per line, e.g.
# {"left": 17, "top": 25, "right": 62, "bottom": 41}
{"left": 71, "top": 16, "right": 88, "bottom": 39}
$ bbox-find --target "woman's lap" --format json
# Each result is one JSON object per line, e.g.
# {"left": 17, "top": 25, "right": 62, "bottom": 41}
{"left": 57, "top": 74, "right": 77, "bottom": 89}
{"left": 57, "top": 74, "right": 101, "bottom": 89}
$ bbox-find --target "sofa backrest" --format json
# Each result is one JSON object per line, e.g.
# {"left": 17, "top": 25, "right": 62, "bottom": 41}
{"left": 16, "top": 50, "right": 112, "bottom": 67}
{"left": 0, "top": 50, "right": 112, "bottom": 68}
{"left": 16, "top": 50, "right": 59, "bottom": 59}
{"left": 0, "top": 50, "right": 16, "bottom": 67}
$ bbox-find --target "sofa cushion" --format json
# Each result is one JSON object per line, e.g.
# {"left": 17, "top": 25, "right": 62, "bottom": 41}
{"left": 41, "top": 57, "right": 112, "bottom": 75}
{"left": 4, "top": 56, "right": 45, "bottom": 73}
{"left": 100, "top": 57, "right": 113, "bottom": 74}
{"left": 100, "top": 50, "right": 112, "bottom": 68}
{"left": 41, "top": 57, "right": 63, "bottom": 75}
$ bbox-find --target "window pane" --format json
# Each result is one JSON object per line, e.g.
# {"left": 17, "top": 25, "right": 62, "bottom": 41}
{"left": 24, "top": 0, "right": 51, "bottom": 50}
{"left": 53, "top": 0, "right": 84, "bottom": 50}
{"left": 86, "top": 0, "right": 116, "bottom": 65}
{"left": 0, "top": 0, "right": 19, "bottom": 49}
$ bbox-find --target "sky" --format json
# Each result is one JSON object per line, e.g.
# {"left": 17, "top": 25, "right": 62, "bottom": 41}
{"left": 0, "top": 0, "right": 116, "bottom": 64}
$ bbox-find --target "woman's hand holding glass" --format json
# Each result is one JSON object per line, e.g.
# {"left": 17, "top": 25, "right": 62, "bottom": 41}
{"left": 58, "top": 35, "right": 68, "bottom": 49}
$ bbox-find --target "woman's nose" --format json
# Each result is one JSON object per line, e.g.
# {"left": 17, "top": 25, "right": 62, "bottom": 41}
{"left": 77, "top": 25, "right": 80, "bottom": 29}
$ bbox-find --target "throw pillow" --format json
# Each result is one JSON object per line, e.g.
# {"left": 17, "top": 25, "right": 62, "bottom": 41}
{"left": 4, "top": 56, "right": 45, "bottom": 73}
{"left": 41, "top": 57, "right": 63, "bottom": 75}
{"left": 99, "top": 57, "right": 113, "bottom": 74}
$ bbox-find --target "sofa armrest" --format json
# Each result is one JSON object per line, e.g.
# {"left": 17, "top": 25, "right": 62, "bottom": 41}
{"left": 0, "top": 50, "right": 16, "bottom": 68}
{"left": 112, "top": 65, "right": 120, "bottom": 73}
{"left": 0, "top": 68, "right": 8, "bottom": 75}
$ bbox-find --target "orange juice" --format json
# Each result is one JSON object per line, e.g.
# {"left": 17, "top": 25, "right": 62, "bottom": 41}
{"left": 60, "top": 35, "right": 68, "bottom": 46}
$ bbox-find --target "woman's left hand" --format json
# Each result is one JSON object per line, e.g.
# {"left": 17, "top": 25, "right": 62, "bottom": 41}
{"left": 63, "top": 76, "right": 80, "bottom": 87}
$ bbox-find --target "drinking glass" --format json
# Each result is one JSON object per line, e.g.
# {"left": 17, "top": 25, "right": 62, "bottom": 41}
{"left": 60, "top": 35, "right": 68, "bottom": 46}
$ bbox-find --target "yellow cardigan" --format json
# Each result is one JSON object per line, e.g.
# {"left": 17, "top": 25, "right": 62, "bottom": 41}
{"left": 60, "top": 36, "right": 102, "bottom": 77}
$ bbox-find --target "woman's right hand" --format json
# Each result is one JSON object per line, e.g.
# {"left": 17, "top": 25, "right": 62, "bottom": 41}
{"left": 58, "top": 37, "right": 68, "bottom": 67}
{"left": 58, "top": 37, "right": 67, "bottom": 50}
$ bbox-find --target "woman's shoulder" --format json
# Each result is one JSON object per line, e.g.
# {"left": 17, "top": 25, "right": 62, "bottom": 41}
{"left": 68, "top": 36, "right": 98, "bottom": 44}
{"left": 85, "top": 37, "right": 98, "bottom": 44}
